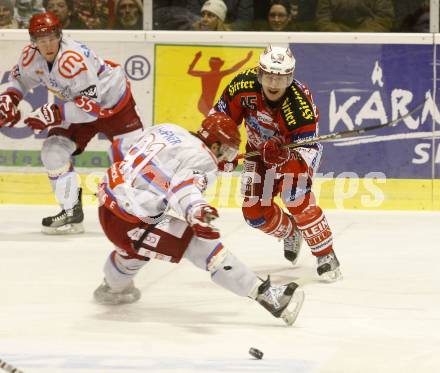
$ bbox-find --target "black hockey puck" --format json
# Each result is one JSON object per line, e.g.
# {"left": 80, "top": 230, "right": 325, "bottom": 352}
{"left": 249, "top": 347, "right": 264, "bottom": 359}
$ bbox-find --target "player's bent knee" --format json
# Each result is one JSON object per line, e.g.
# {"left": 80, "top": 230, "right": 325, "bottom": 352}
{"left": 41, "top": 135, "right": 76, "bottom": 171}
{"left": 242, "top": 203, "right": 266, "bottom": 228}
{"left": 294, "top": 205, "right": 322, "bottom": 225}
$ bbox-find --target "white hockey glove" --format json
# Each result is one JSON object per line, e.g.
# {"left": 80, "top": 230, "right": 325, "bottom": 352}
{"left": 187, "top": 203, "right": 220, "bottom": 240}
{"left": 218, "top": 158, "right": 238, "bottom": 172}
{"left": 24, "top": 103, "right": 62, "bottom": 132}
{"left": 0, "top": 92, "right": 21, "bottom": 127}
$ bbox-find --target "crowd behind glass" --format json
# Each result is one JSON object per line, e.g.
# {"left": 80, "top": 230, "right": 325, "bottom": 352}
{"left": 0, "top": 0, "right": 432, "bottom": 32}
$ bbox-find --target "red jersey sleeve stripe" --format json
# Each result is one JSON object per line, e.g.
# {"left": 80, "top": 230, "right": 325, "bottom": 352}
{"left": 171, "top": 179, "right": 194, "bottom": 194}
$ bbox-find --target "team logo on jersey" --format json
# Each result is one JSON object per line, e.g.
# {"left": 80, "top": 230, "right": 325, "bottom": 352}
{"left": 80, "top": 85, "right": 97, "bottom": 99}
{"left": 58, "top": 50, "right": 88, "bottom": 79}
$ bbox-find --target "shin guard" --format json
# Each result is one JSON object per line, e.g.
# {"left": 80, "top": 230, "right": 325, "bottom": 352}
{"left": 294, "top": 205, "right": 333, "bottom": 256}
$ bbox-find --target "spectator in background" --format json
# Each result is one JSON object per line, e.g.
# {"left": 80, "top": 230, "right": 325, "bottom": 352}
{"left": 95, "top": 0, "right": 115, "bottom": 29}
{"left": 153, "top": 5, "right": 198, "bottom": 30}
{"left": 153, "top": 0, "right": 197, "bottom": 30}
{"left": 399, "top": 4, "right": 429, "bottom": 32}
{"left": 188, "top": 0, "right": 253, "bottom": 30}
{"left": 71, "top": 0, "right": 97, "bottom": 28}
{"left": 44, "top": 0, "right": 85, "bottom": 29}
{"left": 192, "top": 0, "right": 231, "bottom": 31}
{"left": 316, "top": 0, "right": 394, "bottom": 32}
{"left": 69, "top": 0, "right": 115, "bottom": 29}
{"left": 393, "top": 0, "right": 429, "bottom": 32}
{"left": 44, "top": 0, "right": 71, "bottom": 28}
{"left": 256, "top": 0, "right": 295, "bottom": 31}
{"left": 0, "top": 0, "right": 18, "bottom": 28}
{"left": 253, "top": 0, "right": 317, "bottom": 31}
{"left": 114, "top": 0, "right": 142, "bottom": 29}
{"left": 291, "top": 0, "right": 317, "bottom": 30}
{"left": 14, "top": 0, "right": 45, "bottom": 28}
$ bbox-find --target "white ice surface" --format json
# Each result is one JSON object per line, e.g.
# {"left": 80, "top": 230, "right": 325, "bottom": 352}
{"left": 1, "top": 205, "right": 440, "bottom": 373}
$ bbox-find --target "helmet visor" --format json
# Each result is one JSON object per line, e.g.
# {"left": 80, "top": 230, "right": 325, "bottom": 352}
{"left": 258, "top": 69, "right": 293, "bottom": 89}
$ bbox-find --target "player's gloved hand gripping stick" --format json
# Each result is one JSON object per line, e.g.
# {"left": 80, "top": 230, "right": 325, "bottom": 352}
{"left": 237, "top": 100, "right": 426, "bottom": 160}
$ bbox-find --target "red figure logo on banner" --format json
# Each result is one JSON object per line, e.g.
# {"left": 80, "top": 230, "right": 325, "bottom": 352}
{"left": 188, "top": 51, "right": 253, "bottom": 116}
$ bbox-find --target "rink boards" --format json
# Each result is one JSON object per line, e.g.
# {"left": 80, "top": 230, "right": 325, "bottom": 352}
{"left": 0, "top": 31, "right": 439, "bottom": 210}
{"left": 1, "top": 171, "right": 439, "bottom": 210}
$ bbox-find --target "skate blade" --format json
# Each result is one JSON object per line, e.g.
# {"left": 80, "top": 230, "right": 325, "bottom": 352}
{"left": 320, "top": 268, "right": 343, "bottom": 282}
{"left": 283, "top": 236, "right": 303, "bottom": 267}
{"left": 281, "top": 289, "right": 305, "bottom": 326}
{"left": 94, "top": 291, "right": 141, "bottom": 305}
{"left": 41, "top": 222, "right": 85, "bottom": 235}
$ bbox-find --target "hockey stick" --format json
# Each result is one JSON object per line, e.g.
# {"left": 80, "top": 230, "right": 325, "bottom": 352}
{"left": 0, "top": 358, "right": 24, "bottom": 373}
{"left": 237, "top": 100, "right": 426, "bottom": 159}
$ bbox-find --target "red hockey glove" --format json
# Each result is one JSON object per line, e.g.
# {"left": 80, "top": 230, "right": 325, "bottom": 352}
{"left": 218, "top": 158, "right": 238, "bottom": 172}
{"left": 187, "top": 204, "right": 220, "bottom": 240}
{"left": 261, "top": 137, "right": 290, "bottom": 167}
{"left": 0, "top": 92, "right": 21, "bottom": 127}
{"left": 24, "top": 103, "right": 62, "bottom": 131}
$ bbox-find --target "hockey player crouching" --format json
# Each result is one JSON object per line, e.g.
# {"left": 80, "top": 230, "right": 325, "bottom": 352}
{"left": 93, "top": 113, "right": 305, "bottom": 326}
{"left": 0, "top": 11, "right": 144, "bottom": 235}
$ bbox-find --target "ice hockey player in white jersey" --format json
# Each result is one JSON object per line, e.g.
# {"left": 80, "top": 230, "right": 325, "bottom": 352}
{"left": 93, "top": 112, "right": 305, "bottom": 326}
{"left": 0, "top": 11, "right": 144, "bottom": 234}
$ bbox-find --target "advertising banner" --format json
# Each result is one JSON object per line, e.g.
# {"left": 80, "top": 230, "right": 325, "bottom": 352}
{"left": 154, "top": 43, "right": 439, "bottom": 180}
{"left": 292, "top": 43, "right": 439, "bottom": 180}
{"left": 154, "top": 44, "right": 260, "bottom": 148}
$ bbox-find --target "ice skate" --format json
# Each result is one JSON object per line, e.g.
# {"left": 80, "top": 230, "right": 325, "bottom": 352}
{"left": 283, "top": 224, "right": 303, "bottom": 265}
{"left": 41, "top": 188, "right": 84, "bottom": 235}
{"left": 256, "top": 276, "right": 304, "bottom": 326}
{"left": 93, "top": 279, "right": 141, "bottom": 305}
{"left": 317, "top": 250, "right": 342, "bottom": 282}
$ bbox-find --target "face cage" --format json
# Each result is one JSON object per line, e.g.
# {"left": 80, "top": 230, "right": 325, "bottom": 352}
{"left": 257, "top": 69, "right": 293, "bottom": 89}
{"left": 218, "top": 143, "right": 239, "bottom": 163}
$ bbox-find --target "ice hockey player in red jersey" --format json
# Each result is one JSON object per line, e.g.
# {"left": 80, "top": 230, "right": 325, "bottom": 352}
{"left": 93, "top": 112, "right": 305, "bottom": 326}
{"left": 0, "top": 11, "right": 144, "bottom": 235}
{"left": 211, "top": 45, "right": 342, "bottom": 281}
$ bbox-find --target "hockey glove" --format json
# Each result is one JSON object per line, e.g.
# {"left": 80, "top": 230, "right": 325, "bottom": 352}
{"left": 261, "top": 137, "right": 291, "bottom": 167}
{"left": 0, "top": 92, "right": 21, "bottom": 127}
{"left": 187, "top": 203, "right": 220, "bottom": 240}
{"left": 218, "top": 158, "right": 238, "bottom": 172}
{"left": 24, "top": 103, "right": 62, "bottom": 132}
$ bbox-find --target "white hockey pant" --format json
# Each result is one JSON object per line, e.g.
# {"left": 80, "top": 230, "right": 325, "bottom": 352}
{"left": 103, "top": 238, "right": 260, "bottom": 297}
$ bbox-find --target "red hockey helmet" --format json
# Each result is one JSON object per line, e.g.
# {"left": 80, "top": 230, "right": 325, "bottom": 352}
{"left": 28, "top": 12, "right": 62, "bottom": 42}
{"left": 197, "top": 112, "right": 240, "bottom": 162}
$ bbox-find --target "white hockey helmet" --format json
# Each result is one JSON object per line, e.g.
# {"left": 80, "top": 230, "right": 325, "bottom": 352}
{"left": 257, "top": 45, "right": 295, "bottom": 89}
